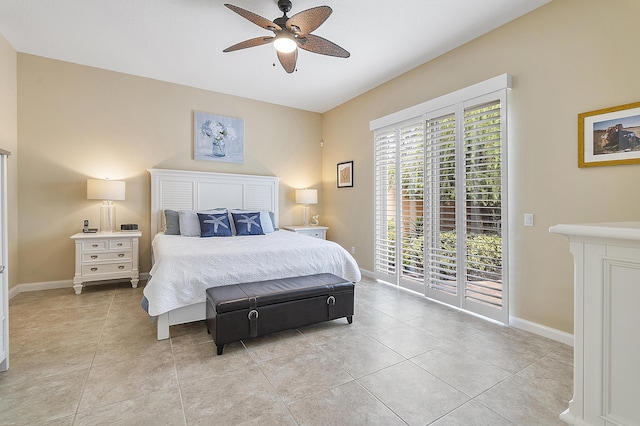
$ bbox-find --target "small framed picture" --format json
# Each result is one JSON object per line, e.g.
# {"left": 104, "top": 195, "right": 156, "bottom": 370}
{"left": 337, "top": 161, "right": 353, "bottom": 188}
{"left": 578, "top": 101, "right": 640, "bottom": 167}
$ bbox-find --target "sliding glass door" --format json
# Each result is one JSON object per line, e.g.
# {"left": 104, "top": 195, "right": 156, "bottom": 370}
{"left": 374, "top": 89, "right": 508, "bottom": 324}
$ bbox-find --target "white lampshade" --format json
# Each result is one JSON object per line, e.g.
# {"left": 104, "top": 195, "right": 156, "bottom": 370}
{"left": 87, "top": 179, "right": 126, "bottom": 201}
{"left": 295, "top": 189, "right": 317, "bottom": 205}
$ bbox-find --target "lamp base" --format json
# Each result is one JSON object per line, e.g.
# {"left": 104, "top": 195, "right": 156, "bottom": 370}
{"left": 302, "top": 205, "right": 310, "bottom": 227}
{"left": 99, "top": 200, "right": 117, "bottom": 233}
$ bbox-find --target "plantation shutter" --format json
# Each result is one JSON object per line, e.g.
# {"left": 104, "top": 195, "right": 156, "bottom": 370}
{"left": 399, "top": 120, "right": 425, "bottom": 290}
{"left": 374, "top": 128, "right": 397, "bottom": 282}
{"left": 424, "top": 111, "right": 459, "bottom": 304}
{"left": 371, "top": 75, "right": 510, "bottom": 324}
{"left": 463, "top": 99, "right": 505, "bottom": 314}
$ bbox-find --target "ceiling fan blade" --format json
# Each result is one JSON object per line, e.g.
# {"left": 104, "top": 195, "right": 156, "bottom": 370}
{"left": 223, "top": 36, "right": 274, "bottom": 52}
{"left": 277, "top": 49, "right": 298, "bottom": 73}
{"left": 224, "top": 4, "right": 282, "bottom": 32}
{"left": 286, "top": 6, "right": 332, "bottom": 35}
{"left": 298, "top": 34, "right": 350, "bottom": 58}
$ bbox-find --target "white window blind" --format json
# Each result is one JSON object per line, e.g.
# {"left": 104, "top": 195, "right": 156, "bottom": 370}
{"left": 374, "top": 129, "right": 397, "bottom": 280}
{"left": 463, "top": 100, "right": 503, "bottom": 309}
{"left": 372, "top": 75, "right": 509, "bottom": 324}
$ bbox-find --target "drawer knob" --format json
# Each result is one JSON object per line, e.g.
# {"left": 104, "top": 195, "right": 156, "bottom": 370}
{"left": 118, "top": 265, "right": 125, "bottom": 269}
{"left": 116, "top": 243, "right": 123, "bottom": 247}
{"left": 91, "top": 255, "right": 98, "bottom": 259}
{"left": 90, "top": 267, "right": 98, "bottom": 272}
{"left": 118, "top": 253, "right": 125, "bottom": 258}
{"left": 92, "top": 244, "right": 98, "bottom": 248}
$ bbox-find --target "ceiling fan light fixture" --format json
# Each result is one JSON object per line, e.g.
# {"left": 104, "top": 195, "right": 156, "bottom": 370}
{"left": 274, "top": 35, "right": 297, "bottom": 53}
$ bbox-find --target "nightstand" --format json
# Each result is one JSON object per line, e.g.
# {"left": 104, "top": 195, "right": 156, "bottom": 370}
{"left": 282, "top": 225, "right": 328, "bottom": 240}
{"left": 70, "top": 231, "right": 141, "bottom": 294}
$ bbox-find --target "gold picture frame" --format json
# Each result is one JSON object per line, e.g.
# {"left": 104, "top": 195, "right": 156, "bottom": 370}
{"left": 578, "top": 101, "right": 640, "bottom": 167}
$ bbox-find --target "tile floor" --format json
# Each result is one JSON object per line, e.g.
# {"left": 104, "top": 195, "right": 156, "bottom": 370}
{"left": 0, "top": 277, "right": 573, "bottom": 425}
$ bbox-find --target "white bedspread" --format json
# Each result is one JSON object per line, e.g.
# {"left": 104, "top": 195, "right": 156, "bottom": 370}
{"left": 144, "top": 230, "right": 361, "bottom": 316}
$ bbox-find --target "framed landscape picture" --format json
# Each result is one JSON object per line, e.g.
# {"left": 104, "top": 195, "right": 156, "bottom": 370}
{"left": 337, "top": 161, "right": 353, "bottom": 188}
{"left": 194, "top": 111, "right": 244, "bottom": 164}
{"left": 578, "top": 101, "right": 640, "bottom": 167}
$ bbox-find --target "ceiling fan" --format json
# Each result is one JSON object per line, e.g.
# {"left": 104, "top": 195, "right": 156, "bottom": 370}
{"left": 222, "top": 0, "right": 350, "bottom": 73}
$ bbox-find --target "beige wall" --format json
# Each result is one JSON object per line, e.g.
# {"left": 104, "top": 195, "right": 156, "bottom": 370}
{"left": 0, "top": 34, "right": 18, "bottom": 290}
{"left": 17, "top": 55, "right": 322, "bottom": 285}
{"left": 321, "top": 0, "right": 640, "bottom": 333}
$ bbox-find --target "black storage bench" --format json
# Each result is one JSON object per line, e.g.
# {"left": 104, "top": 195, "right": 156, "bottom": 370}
{"left": 206, "top": 273, "right": 354, "bottom": 355}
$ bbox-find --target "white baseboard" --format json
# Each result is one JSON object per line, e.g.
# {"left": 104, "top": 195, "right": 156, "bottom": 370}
{"left": 9, "top": 273, "right": 150, "bottom": 299}
{"left": 359, "top": 268, "right": 374, "bottom": 279}
{"left": 509, "top": 315, "right": 574, "bottom": 346}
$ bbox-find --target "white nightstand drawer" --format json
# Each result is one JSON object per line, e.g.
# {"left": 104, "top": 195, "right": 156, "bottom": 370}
{"left": 109, "top": 240, "right": 131, "bottom": 249}
{"left": 282, "top": 226, "right": 329, "bottom": 240}
{"left": 82, "top": 241, "right": 108, "bottom": 251}
{"left": 82, "top": 262, "right": 132, "bottom": 276}
{"left": 300, "top": 229, "right": 325, "bottom": 238}
{"left": 82, "top": 251, "right": 131, "bottom": 262}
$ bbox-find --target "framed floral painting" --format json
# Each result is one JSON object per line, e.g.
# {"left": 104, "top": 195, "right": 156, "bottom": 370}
{"left": 194, "top": 111, "right": 244, "bottom": 163}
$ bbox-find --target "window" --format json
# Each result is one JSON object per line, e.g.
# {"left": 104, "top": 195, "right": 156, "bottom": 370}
{"left": 371, "top": 75, "right": 510, "bottom": 323}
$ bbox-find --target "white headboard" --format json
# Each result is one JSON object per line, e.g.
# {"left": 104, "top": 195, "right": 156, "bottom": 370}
{"left": 148, "top": 169, "right": 280, "bottom": 235}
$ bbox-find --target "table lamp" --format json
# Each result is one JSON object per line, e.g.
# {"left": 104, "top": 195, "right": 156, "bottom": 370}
{"left": 295, "top": 188, "right": 317, "bottom": 227}
{"left": 87, "top": 178, "right": 126, "bottom": 233}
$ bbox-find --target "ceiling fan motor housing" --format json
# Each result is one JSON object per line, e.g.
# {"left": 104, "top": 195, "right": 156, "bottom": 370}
{"left": 278, "top": 0, "right": 292, "bottom": 14}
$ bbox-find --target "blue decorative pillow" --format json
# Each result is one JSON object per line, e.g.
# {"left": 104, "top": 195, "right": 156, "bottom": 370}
{"left": 198, "top": 212, "right": 232, "bottom": 237}
{"left": 231, "top": 212, "right": 264, "bottom": 236}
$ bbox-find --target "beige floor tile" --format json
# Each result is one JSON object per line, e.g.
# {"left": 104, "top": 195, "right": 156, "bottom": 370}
{"left": 475, "top": 375, "right": 567, "bottom": 425}
{"left": 287, "top": 380, "right": 405, "bottom": 426}
{"left": 297, "top": 317, "right": 359, "bottom": 344}
{"left": 78, "top": 350, "right": 179, "bottom": 411}
{"left": 349, "top": 304, "right": 405, "bottom": 333}
{"left": 316, "top": 331, "right": 405, "bottom": 378}
{"left": 364, "top": 323, "right": 447, "bottom": 358}
{"left": 0, "top": 339, "right": 97, "bottom": 387}
{"left": 516, "top": 353, "right": 573, "bottom": 403}
{"left": 411, "top": 345, "right": 512, "bottom": 397}
{"left": 369, "top": 297, "right": 433, "bottom": 321}
{"left": 170, "top": 320, "right": 213, "bottom": 351}
{"left": 74, "top": 387, "right": 185, "bottom": 426}
{"left": 181, "top": 364, "right": 281, "bottom": 425}
{"left": 0, "top": 369, "right": 87, "bottom": 425}
{"left": 173, "top": 340, "right": 255, "bottom": 384}
{"left": 235, "top": 400, "right": 297, "bottom": 426}
{"left": 258, "top": 347, "right": 354, "bottom": 404}
{"left": 454, "top": 333, "right": 550, "bottom": 374}
{"left": 93, "top": 329, "right": 172, "bottom": 366}
{"left": 241, "top": 328, "right": 317, "bottom": 363}
{"left": 430, "top": 400, "right": 515, "bottom": 426}
{"left": 358, "top": 360, "right": 469, "bottom": 426}
{"left": 9, "top": 317, "right": 105, "bottom": 351}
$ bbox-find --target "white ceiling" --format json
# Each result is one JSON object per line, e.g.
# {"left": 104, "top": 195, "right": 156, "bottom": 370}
{"left": 0, "top": 0, "right": 549, "bottom": 113}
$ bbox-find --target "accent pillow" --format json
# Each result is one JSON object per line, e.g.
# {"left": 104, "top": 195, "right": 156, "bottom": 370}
{"left": 164, "top": 209, "right": 180, "bottom": 235}
{"left": 230, "top": 212, "right": 264, "bottom": 236}
{"left": 198, "top": 212, "right": 232, "bottom": 237}
{"left": 178, "top": 209, "right": 227, "bottom": 237}
{"left": 229, "top": 210, "right": 275, "bottom": 234}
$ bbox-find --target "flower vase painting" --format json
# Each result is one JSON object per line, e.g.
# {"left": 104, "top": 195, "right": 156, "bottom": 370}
{"left": 194, "top": 111, "right": 244, "bottom": 163}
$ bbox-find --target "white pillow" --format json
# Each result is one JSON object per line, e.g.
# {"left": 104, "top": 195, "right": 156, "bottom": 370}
{"left": 178, "top": 209, "right": 227, "bottom": 237}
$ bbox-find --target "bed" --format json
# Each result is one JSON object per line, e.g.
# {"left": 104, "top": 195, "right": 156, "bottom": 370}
{"left": 144, "top": 168, "right": 361, "bottom": 340}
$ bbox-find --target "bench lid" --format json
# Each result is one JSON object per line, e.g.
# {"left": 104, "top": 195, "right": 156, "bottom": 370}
{"left": 206, "top": 273, "right": 353, "bottom": 314}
